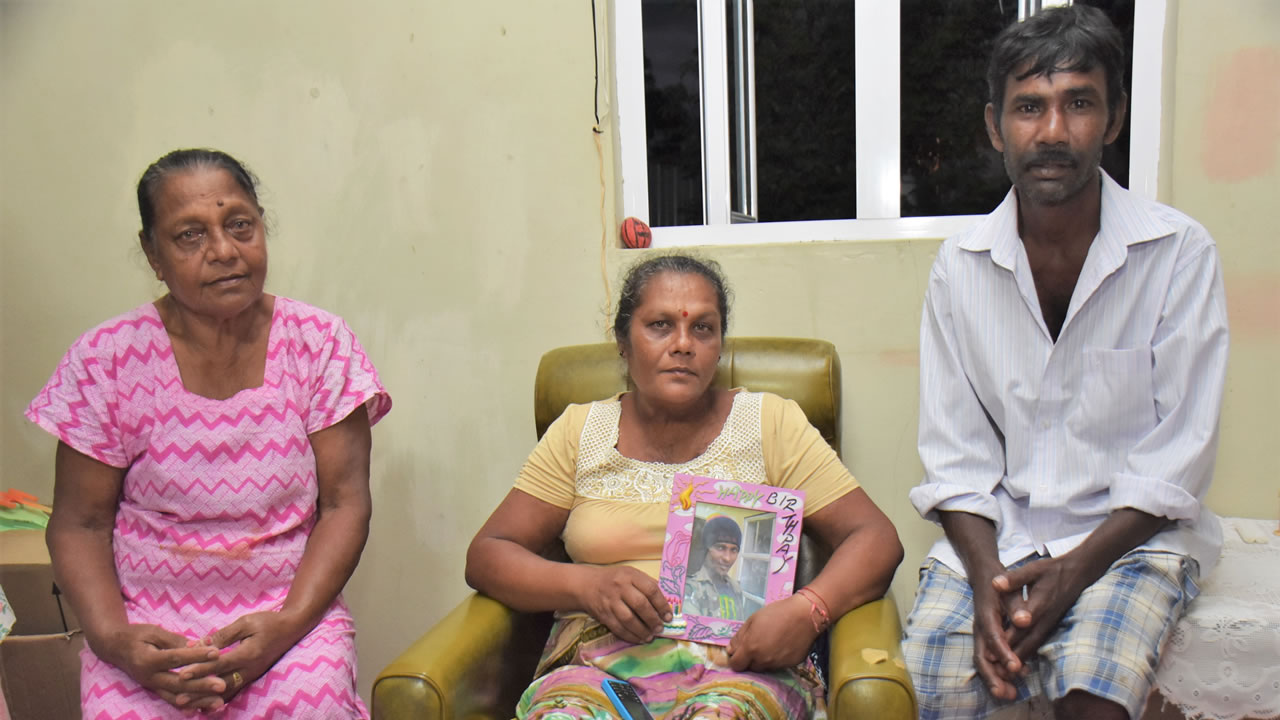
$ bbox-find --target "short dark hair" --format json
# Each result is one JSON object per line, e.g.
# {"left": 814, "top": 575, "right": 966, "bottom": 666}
{"left": 987, "top": 4, "right": 1126, "bottom": 129}
{"left": 137, "top": 149, "right": 261, "bottom": 243}
{"left": 612, "top": 254, "right": 732, "bottom": 346}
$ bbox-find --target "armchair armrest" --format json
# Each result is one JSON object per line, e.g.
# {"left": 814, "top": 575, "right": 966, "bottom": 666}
{"left": 372, "top": 592, "right": 552, "bottom": 720}
{"left": 373, "top": 591, "right": 916, "bottom": 720}
{"left": 827, "top": 592, "right": 917, "bottom": 720}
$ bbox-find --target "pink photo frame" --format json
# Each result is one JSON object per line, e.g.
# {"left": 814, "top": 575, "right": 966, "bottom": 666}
{"left": 656, "top": 473, "right": 804, "bottom": 646}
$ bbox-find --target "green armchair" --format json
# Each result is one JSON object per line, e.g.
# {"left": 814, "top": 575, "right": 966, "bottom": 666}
{"left": 372, "top": 338, "right": 916, "bottom": 720}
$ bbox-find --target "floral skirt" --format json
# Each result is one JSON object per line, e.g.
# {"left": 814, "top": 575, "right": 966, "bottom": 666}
{"left": 516, "top": 616, "right": 826, "bottom": 720}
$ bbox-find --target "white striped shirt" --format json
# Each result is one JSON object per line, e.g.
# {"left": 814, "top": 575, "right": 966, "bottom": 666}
{"left": 911, "top": 173, "right": 1228, "bottom": 577}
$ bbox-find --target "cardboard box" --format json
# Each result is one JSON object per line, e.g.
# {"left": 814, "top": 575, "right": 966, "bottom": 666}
{"left": 0, "top": 530, "right": 82, "bottom": 720}
{"left": 0, "top": 634, "right": 81, "bottom": 720}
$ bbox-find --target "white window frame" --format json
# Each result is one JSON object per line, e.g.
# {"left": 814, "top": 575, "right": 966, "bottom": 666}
{"left": 613, "top": 0, "right": 1169, "bottom": 248}
{"left": 739, "top": 512, "right": 774, "bottom": 608}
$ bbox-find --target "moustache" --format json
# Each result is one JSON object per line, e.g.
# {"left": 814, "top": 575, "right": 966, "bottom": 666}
{"left": 1025, "top": 149, "right": 1078, "bottom": 169}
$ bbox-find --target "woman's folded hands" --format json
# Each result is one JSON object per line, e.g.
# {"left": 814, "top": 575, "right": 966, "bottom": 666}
{"left": 97, "top": 611, "right": 309, "bottom": 713}
{"left": 177, "top": 610, "right": 309, "bottom": 707}
{"left": 97, "top": 622, "right": 227, "bottom": 712}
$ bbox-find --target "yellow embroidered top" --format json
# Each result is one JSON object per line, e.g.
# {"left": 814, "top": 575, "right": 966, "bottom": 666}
{"left": 513, "top": 391, "right": 859, "bottom": 582}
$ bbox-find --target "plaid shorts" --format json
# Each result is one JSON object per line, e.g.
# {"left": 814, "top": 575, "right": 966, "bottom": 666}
{"left": 902, "top": 549, "right": 1199, "bottom": 720}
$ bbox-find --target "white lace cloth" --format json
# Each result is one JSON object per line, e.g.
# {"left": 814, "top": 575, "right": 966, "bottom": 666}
{"left": 1154, "top": 517, "right": 1280, "bottom": 720}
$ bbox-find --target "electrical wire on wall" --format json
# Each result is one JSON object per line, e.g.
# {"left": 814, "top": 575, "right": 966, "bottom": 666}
{"left": 591, "top": 0, "right": 602, "bottom": 133}
{"left": 591, "top": 0, "right": 611, "bottom": 302}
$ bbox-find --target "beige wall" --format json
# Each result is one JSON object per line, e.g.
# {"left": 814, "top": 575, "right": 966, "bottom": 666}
{"left": 1165, "top": 0, "right": 1280, "bottom": 518}
{"left": 1, "top": 0, "right": 613, "bottom": 701}
{"left": 2, "top": 0, "right": 1275, "bottom": 704}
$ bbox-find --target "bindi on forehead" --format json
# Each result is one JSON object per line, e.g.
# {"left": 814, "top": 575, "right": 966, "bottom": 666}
{"left": 634, "top": 271, "right": 722, "bottom": 322}
{"left": 217, "top": 200, "right": 224, "bottom": 207}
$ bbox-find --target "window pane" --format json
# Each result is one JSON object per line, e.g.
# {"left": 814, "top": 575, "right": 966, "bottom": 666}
{"left": 900, "top": 0, "right": 1015, "bottom": 218}
{"left": 901, "top": 0, "right": 1135, "bottom": 217}
{"left": 726, "top": 0, "right": 754, "bottom": 220}
{"left": 1077, "top": 0, "right": 1134, "bottom": 189}
{"left": 754, "top": 0, "right": 856, "bottom": 223}
{"left": 750, "top": 516, "right": 771, "bottom": 551}
{"left": 643, "top": 0, "right": 703, "bottom": 227}
{"left": 740, "top": 557, "right": 768, "bottom": 598}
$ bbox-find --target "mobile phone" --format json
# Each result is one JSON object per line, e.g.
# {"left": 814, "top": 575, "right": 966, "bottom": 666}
{"left": 601, "top": 678, "right": 656, "bottom": 720}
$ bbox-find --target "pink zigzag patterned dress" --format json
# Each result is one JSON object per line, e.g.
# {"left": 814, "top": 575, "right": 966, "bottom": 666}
{"left": 27, "top": 296, "right": 391, "bottom": 720}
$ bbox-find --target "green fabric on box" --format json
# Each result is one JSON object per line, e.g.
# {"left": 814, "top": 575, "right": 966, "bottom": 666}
{"left": 0, "top": 506, "right": 49, "bottom": 531}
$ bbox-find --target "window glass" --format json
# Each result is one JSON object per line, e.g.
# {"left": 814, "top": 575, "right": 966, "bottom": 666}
{"left": 899, "top": 1, "right": 1016, "bottom": 217}
{"left": 643, "top": 0, "right": 703, "bottom": 227}
{"left": 635, "top": 0, "right": 1142, "bottom": 234}
{"left": 740, "top": 557, "right": 768, "bottom": 597}
{"left": 753, "top": 0, "right": 857, "bottom": 222}
{"left": 726, "top": 0, "right": 753, "bottom": 220}
{"left": 749, "top": 515, "right": 771, "bottom": 551}
{"left": 1078, "top": 0, "right": 1134, "bottom": 189}
{"left": 741, "top": 514, "right": 772, "bottom": 605}
{"left": 900, "top": 0, "right": 1135, "bottom": 217}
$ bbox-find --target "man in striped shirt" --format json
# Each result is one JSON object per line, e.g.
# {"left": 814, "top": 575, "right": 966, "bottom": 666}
{"left": 903, "top": 6, "right": 1228, "bottom": 720}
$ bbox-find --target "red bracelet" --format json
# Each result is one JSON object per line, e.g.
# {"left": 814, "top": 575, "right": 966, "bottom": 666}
{"left": 796, "top": 587, "right": 831, "bottom": 633}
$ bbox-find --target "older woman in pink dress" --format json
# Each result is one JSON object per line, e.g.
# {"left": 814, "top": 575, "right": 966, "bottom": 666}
{"left": 27, "top": 149, "right": 391, "bottom": 718}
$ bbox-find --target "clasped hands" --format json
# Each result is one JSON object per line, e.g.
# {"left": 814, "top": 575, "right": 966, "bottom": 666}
{"left": 973, "top": 555, "right": 1081, "bottom": 701}
{"left": 579, "top": 565, "right": 819, "bottom": 673}
{"left": 101, "top": 611, "right": 302, "bottom": 713}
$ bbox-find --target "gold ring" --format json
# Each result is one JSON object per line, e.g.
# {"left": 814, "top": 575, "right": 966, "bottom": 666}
{"left": 231, "top": 671, "right": 244, "bottom": 689}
